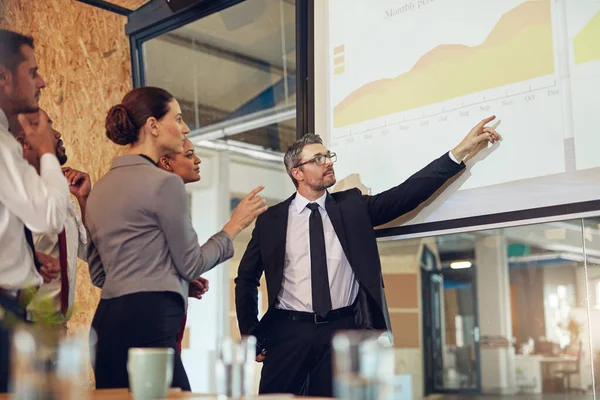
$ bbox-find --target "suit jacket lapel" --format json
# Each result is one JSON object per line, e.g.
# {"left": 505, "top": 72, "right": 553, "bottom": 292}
{"left": 325, "top": 193, "right": 351, "bottom": 263}
{"left": 270, "top": 193, "right": 295, "bottom": 273}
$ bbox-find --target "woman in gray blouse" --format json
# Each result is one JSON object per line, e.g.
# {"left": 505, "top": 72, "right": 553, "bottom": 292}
{"left": 85, "top": 87, "right": 267, "bottom": 390}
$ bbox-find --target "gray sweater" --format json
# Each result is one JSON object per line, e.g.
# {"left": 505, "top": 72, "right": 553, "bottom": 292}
{"left": 85, "top": 155, "right": 233, "bottom": 305}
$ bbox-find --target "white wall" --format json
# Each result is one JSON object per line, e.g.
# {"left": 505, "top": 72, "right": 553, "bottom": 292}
{"left": 569, "top": 307, "right": 600, "bottom": 391}
{"left": 475, "top": 235, "right": 517, "bottom": 395}
{"left": 182, "top": 151, "right": 230, "bottom": 392}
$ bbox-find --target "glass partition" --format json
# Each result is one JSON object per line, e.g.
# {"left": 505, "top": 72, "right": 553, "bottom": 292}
{"left": 583, "top": 217, "right": 600, "bottom": 396}
{"left": 379, "top": 218, "right": 596, "bottom": 399}
{"left": 142, "top": 0, "right": 296, "bottom": 153}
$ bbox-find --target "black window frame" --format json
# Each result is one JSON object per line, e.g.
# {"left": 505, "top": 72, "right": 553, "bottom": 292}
{"left": 126, "top": 0, "right": 313, "bottom": 141}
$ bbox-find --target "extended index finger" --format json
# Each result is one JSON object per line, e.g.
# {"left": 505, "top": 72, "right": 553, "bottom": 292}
{"left": 475, "top": 115, "right": 496, "bottom": 130}
{"left": 244, "top": 185, "right": 265, "bottom": 200}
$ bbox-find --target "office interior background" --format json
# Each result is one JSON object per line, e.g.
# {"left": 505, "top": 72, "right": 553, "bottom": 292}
{"left": 2, "top": 0, "right": 600, "bottom": 398}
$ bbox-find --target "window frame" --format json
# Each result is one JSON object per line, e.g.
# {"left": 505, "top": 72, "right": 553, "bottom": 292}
{"left": 127, "top": 0, "right": 313, "bottom": 141}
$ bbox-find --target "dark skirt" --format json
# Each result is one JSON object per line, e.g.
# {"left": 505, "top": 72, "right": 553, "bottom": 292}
{"left": 91, "top": 291, "right": 190, "bottom": 391}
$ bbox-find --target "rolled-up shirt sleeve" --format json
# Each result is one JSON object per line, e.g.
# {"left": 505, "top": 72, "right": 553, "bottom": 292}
{"left": 76, "top": 207, "right": 88, "bottom": 262}
{"left": 0, "top": 134, "right": 69, "bottom": 234}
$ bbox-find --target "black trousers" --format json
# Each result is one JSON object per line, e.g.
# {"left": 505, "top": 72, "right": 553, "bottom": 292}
{"left": 258, "top": 310, "right": 357, "bottom": 397}
{"left": 0, "top": 319, "right": 8, "bottom": 393}
{"left": 91, "top": 291, "right": 190, "bottom": 391}
{"left": 0, "top": 292, "right": 27, "bottom": 393}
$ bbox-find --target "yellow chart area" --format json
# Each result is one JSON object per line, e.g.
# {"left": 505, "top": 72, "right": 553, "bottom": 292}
{"left": 574, "top": 12, "right": 600, "bottom": 65}
{"left": 333, "top": 0, "right": 554, "bottom": 128}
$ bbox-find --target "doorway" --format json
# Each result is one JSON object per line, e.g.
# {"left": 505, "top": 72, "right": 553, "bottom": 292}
{"left": 422, "top": 246, "right": 481, "bottom": 395}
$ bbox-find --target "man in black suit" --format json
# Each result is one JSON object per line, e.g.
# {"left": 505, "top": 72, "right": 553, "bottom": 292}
{"left": 235, "top": 116, "right": 501, "bottom": 397}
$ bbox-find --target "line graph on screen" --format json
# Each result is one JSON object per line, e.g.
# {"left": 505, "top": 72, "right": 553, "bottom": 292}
{"left": 333, "top": 0, "right": 555, "bottom": 128}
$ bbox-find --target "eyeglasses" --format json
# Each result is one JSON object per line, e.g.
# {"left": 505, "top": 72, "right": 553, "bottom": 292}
{"left": 295, "top": 152, "right": 337, "bottom": 168}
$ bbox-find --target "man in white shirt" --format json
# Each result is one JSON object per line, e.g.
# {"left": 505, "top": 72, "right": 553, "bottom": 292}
{"left": 9, "top": 111, "right": 91, "bottom": 330}
{"left": 0, "top": 29, "right": 69, "bottom": 392}
{"left": 235, "top": 119, "right": 501, "bottom": 396}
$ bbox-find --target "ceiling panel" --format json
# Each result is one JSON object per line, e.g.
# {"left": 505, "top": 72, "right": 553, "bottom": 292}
{"left": 144, "top": 37, "right": 285, "bottom": 111}
{"left": 175, "top": 0, "right": 296, "bottom": 70}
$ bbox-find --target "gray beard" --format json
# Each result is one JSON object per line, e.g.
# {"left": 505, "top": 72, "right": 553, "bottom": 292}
{"left": 310, "top": 180, "right": 335, "bottom": 192}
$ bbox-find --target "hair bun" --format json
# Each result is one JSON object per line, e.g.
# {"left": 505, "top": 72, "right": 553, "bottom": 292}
{"left": 105, "top": 104, "right": 139, "bottom": 146}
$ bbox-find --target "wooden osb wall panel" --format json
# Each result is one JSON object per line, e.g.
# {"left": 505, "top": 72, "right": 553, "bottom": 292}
{"left": 0, "top": 0, "right": 131, "bottom": 356}
{"left": 106, "top": 0, "right": 150, "bottom": 10}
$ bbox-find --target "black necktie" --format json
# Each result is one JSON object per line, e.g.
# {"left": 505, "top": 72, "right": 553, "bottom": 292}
{"left": 24, "top": 226, "right": 41, "bottom": 271}
{"left": 307, "top": 203, "right": 332, "bottom": 318}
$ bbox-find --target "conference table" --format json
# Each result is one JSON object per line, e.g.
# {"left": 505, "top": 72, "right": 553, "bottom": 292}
{"left": 0, "top": 388, "right": 332, "bottom": 399}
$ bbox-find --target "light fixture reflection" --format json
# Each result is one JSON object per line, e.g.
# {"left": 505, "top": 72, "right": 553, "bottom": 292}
{"left": 450, "top": 261, "right": 472, "bottom": 269}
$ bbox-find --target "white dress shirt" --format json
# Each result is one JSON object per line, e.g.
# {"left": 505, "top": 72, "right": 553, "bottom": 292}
{"left": 277, "top": 192, "right": 359, "bottom": 312}
{"left": 28, "top": 200, "right": 87, "bottom": 321}
{"left": 276, "top": 152, "right": 461, "bottom": 313}
{"left": 0, "top": 109, "right": 69, "bottom": 290}
{"left": 447, "top": 150, "right": 460, "bottom": 164}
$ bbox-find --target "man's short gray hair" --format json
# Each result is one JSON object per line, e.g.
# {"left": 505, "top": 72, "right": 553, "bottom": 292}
{"left": 284, "top": 133, "right": 323, "bottom": 187}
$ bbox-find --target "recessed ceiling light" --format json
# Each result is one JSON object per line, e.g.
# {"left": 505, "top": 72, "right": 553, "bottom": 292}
{"left": 450, "top": 261, "right": 472, "bottom": 269}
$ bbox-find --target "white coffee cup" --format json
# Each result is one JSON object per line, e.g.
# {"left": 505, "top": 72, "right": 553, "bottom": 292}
{"left": 127, "top": 348, "right": 174, "bottom": 400}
